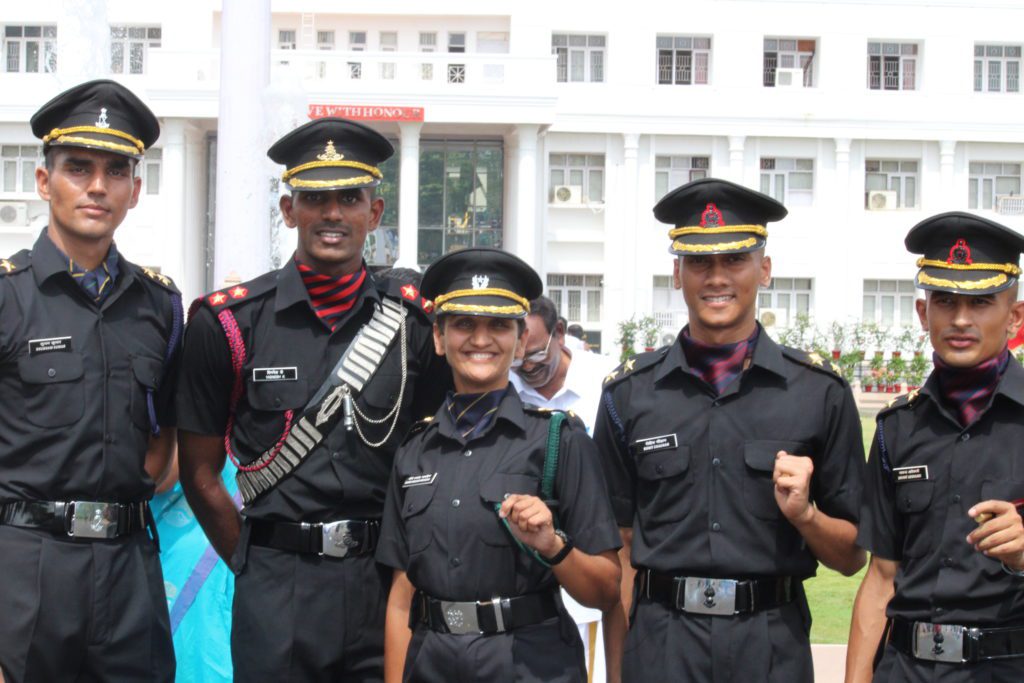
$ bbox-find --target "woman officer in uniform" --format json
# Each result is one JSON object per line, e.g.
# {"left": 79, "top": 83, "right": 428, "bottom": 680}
{"left": 377, "top": 247, "right": 621, "bottom": 683}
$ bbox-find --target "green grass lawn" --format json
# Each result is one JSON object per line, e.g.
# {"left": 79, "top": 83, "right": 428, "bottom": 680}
{"left": 804, "top": 416, "right": 874, "bottom": 644}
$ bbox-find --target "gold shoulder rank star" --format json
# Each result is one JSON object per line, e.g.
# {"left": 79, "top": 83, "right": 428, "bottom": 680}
{"left": 0, "top": 259, "right": 13, "bottom": 272}
{"left": 604, "top": 369, "right": 619, "bottom": 384}
{"left": 807, "top": 352, "right": 825, "bottom": 367}
{"left": 142, "top": 267, "right": 171, "bottom": 286}
{"left": 907, "top": 388, "right": 920, "bottom": 403}
{"left": 624, "top": 358, "right": 636, "bottom": 372}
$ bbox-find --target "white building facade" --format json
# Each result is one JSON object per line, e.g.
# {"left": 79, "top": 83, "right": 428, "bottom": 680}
{"left": 2, "top": 0, "right": 1024, "bottom": 352}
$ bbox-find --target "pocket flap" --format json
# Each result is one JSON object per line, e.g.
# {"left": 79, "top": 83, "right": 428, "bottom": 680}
{"left": 637, "top": 447, "right": 691, "bottom": 480}
{"left": 744, "top": 440, "right": 807, "bottom": 472}
{"left": 401, "top": 484, "right": 436, "bottom": 518}
{"left": 896, "top": 481, "right": 935, "bottom": 513}
{"left": 131, "top": 355, "right": 164, "bottom": 390}
{"left": 480, "top": 473, "right": 539, "bottom": 504}
{"left": 18, "top": 352, "right": 84, "bottom": 385}
{"left": 246, "top": 377, "right": 309, "bottom": 411}
{"left": 980, "top": 479, "right": 1023, "bottom": 505}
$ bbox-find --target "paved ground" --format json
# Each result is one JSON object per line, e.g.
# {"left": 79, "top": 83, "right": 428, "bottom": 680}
{"left": 813, "top": 644, "right": 847, "bottom": 683}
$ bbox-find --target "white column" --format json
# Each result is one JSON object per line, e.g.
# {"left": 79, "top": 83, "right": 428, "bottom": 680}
{"left": 214, "top": 0, "right": 271, "bottom": 285}
{"left": 158, "top": 118, "right": 187, "bottom": 288}
{"left": 728, "top": 136, "right": 746, "bottom": 184}
{"left": 394, "top": 122, "right": 422, "bottom": 269}
{"left": 622, "top": 133, "right": 641, "bottom": 312}
{"left": 834, "top": 137, "right": 852, "bottom": 212}
{"left": 940, "top": 140, "right": 957, "bottom": 211}
{"left": 509, "top": 124, "right": 540, "bottom": 264}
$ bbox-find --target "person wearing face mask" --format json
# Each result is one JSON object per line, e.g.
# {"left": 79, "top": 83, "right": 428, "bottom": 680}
{"left": 509, "top": 295, "right": 618, "bottom": 679}
{"left": 847, "top": 212, "right": 1024, "bottom": 683}
{"left": 377, "top": 248, "right": 622, "bottom": 683}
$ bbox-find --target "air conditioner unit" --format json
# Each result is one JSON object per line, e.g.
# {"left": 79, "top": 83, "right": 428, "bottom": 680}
{"left": 866, "top": 190, "right": 897, "bottom": 211}
{"left": 758, "top": 307, "right": 789, "bottom": 330}
{"left": 996, "top": 195, "right": 1024, "bottom": 216}
{"left": 552, "top": 185, "right": 582, "bottom": 204}
{"left": 0, "top": 202, "right": 27, "bottom": 226}
{"left": 775, "top": 67, "right": 806, "bottom": 88}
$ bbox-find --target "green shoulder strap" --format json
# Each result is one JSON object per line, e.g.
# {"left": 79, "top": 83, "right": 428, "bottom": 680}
{"left": 542, "top": 411, "right": 567, "bottom": 521}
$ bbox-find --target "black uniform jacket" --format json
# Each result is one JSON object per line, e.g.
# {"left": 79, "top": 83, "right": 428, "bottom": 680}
{"left": 377, "top": 388, "right": 622, "bottom": 601}
{"left": 594, "top": 328, "right": 864, "bottom": 579}
{"left": 859, "top": 359, "right": 1024, "bottom": 626}
{"left": 176, "top": 261, "right": 448, "bottom": 522}
{"left": 0, "top": 229, "right": 180, "bottom": 503}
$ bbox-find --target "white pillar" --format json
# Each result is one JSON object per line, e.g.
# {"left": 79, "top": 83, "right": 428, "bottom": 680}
{"left": 509, "top": 124, "right": 540, "bottom": 264}
{"left": 939, "top": 140, "right": 957, "bottom": 211}
{"left": 159, "top": 118, "right": 187, "bottom": 287}
{"left": 834, "top": 137, "right": 852, "bottom": 212}
{"left": 622, "top": 133, "right": 641, "bottom": 312}
{"left": 214, "top": 0, "right": 271, "bottom": 285}
{"left": 728, "top": 136, "right": 746, "bottom": 184}
{"left": 394, "top": 121, "right": 422, "bottom": 269}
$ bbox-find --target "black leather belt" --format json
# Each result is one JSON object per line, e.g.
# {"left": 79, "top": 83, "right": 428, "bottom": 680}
{"left": 638, "top": 569, "right": 795, "bottom": 616}
{"left": 0, "top": 500, "right": 148, "bottom": 539}
{"left": 249, "top": 518, "right": 379, "bottom": 558}
{"left": 414, "top": 590, "right": 560, "bottom": 635}
{"left": 888, "top": 617, "right": 1024, "bottom": 664}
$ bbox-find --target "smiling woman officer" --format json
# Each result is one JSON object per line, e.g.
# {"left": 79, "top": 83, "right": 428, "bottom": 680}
{"left": 377, "top": 247, "right": 622, "bottom": 683}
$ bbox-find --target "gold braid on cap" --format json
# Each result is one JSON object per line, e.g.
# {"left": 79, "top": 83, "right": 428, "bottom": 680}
{"left": 433, "top": 287, "right": 531, "bottom": 312}
{"left": 287, "top": 175, "right": 377, "bottom": 189}
{"left": 281, "top": 159, "right": 383, "bottom": 182}
{"left": 915, "top": 258, "right": 1021, "bottom": 276}
{"left": 672, "top": 237, "right": 760, "bottom": 253}
{"left": 44, "top": 126, "right": 145, "bottom": 153}
{"left": 668, "top": 224, "right": 768, "bottom": 239}
{"left": 916, "top": 272, "right": 1009, "bottom": 290}
{"left": 438, "top": 302, "right": 528, "bottom": 315}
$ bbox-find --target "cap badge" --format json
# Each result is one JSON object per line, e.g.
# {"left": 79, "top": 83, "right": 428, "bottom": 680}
{"left": 947, "top": 238, "right": 973, "bottom": 265}
{"left": 471, "top": 274, "right": 489, "bottom": 290}
{"left": 700, "top": 203, "right": 724, "bottom": 228}
{"left": 95, "top": 107, "right": 110, "bottom": 129}
{"left": 317, "top": 140, "right": 344, "bottom": 162}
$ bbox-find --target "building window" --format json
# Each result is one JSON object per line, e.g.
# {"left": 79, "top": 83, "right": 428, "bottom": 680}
{"left": 974, "top": 44, "right": 1021, "bottom": 93}
{"left": 4, "top": 25, "right": 57, "bottom": 73}
{"left": 863, "top": 279, "right": 916, "bottom": 328}
{"left": 547, "top": 274, "right": 603, "bottom": 325}
{"left": 969, "top": 162, "right": 1022, "bottom": 212}
{"left": 379, "top": 31, "right": 397, "bottom": 79}
{"left": 865, "top": 160, "right": 918, "bottom": 209}
{"left": 418, "top": 139, "right": 503, "bottom": 264}
{"left": 656, "top": 35, "right": 710, "bottom": 85}
{"left": 347, "top": 31, "right": 366, "bottom": 79}
{"left": 278, "top": 29, "right": 296, "bottom": 49}
{"left": 420, "top": 32, "right": 436, "bottom": 80}
{"left": 140, "top": 148, "right": 161, "bottom": 195}
{"left": 652, "top": 274, "right": 687, "bottom": 333}
{"left": 110, "top": 26, "right": 160, "bottom": 75}
{"left": 758, "top": 277, "right": 812, "bottom": 327}
{"left": 763, "top": 37, "right": 816, "bottom": 87}
{"left": 760, "top": 157, "right": 813, "bottom": 207}
{"left": 655, "top": 156, "right": 710, "bottom": 200}
{"left": 552, "top": 33, "right": 605, "bottom": 83}
{"left": 867, "top": 41, "right": 918, "bottom": 90}
{"left": 549, "top": 154, "right": 605, "bottom": 204}
{"left": 1, "top": 144, "right": 42, "bottom": 193}
{"left": 446, "top": 32, "right": 466, "bottom": 83}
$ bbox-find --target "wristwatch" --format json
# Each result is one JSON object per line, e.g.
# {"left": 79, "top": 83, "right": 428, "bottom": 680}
{"left": 543, "top": 529, "right": 574, "bottom": 566}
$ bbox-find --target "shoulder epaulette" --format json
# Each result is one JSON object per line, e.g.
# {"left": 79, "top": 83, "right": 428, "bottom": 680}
{"left": 602, "top": 347, "right": 668, "bottom": 388}
{"left": 522, "top": 405, "right": 581, "bottom": 422}
{"left": 200, "top": 271, "right": 277, "bottom": 310}
{"left": 780, "top": 347, "right": 843, "bottom": 380}
{"left": 382, "top": 276, "right": 434, "bottom": 317}
{"left": 403, "top": 415, "right": 436, "bottom": 442}
{"left": 132, "top": 264, "right": 180, "bottom": 294}
{"left": 0, "top": 250, "right": 30, "bottom": 277}
{"left": 878, "top": 388, "right": 921, "bottom": 417}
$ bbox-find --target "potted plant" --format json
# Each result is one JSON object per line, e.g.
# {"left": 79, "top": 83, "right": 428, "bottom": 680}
{"left": 850, "top": 321, "right": 868, "bottom": 361}
{"left": 887, "top": 352, "right": 907, "bottom": 393}
{"left": 639, "top": 315, "right": 661, "bottom": 352}
{"left": 907, "top": 351, "right": 928, "bottom": 390}
{"left": 867, "top": 349, "right": 886, "bottom": 392}
{"left": 838, "top": 351, "right": 860, "bottom": 384}
{"left": 617, "top": 317, "right": 639, "bottom": 363}
{"left": 829, "top": 321, "right": 847, "bottom": 361}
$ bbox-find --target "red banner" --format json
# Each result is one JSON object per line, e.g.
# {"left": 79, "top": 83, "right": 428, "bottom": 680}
{"left": 308, "top": 104, "right": 424, "bottom": 122}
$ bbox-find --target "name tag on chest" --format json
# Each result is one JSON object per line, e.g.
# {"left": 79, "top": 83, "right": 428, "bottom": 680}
{"left": 28, "top": 336, "right": 72, "bottom": 355}
{"left": 403, "top": 473, "right": 437, "bottom": 488}
{"left": 252, "top": 367, "right": 298, "bottom": 382}
{"left": 631, "top": 433, "right": 678, "bottom": 455}
{"left": 893, "top": 465, "right": 929, "bottom": 483}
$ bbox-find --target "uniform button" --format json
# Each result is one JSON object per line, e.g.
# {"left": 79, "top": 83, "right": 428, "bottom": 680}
{"left": 463, "top": 450, "right": 472, "bottom": 457}
{"left": 104, "top": 434, "right": 114, "bottom": 444}
{"left": 450, "top": 557, "right": 461, "bottom": 567}
{"left": 961, "top": 433, "right": 970, "bottom": 442}
{"left": 406, "top": 504, "right": 414, "bottom": 512}
{"left": 274, "top": 397, "right": 282, "bottom": 407}
{"left": 331, "top": 451, "right": 342, "bottom": 460}
{"left": 711, "top": 522, "right": 721, "bottom": 532}
{"left": 902, "top": 498, "right": 912, "bottom": 510}
{"left": 655, "top": 465, "right": 664, "bottom": 475}
{"left": 107, "top": 369, "right": 114, "bottom": 378}
{"left": 942, "top": 557, "right": 954, "bottom": 568}
{"left": 47, "top": 368, "right": 56, "bottom": 378}
{"left": 712, "top": 458, "right": 721, "bottom": 467}
{"left": 451, "top": 499, "right": 461, "bottom": 508}
{"left": 935, "top": 606, "right": 945, "bottom": 614}
{"left": 953, "top": 494, "right": 961, "bottom": 503}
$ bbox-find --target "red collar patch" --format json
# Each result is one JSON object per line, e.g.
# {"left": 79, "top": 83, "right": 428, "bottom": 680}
{"left": 401, "top": 284, "right": 419, "bottom": 301}
{"left": 947, "top": 238, "right": 973, "bottom": 265}
{"left": 700, "top": 202, "right": 724, "bottom": 228}
{"left": 208, "top": 291, "right": 228, "bottom": 306}
{"left": 421, "top": 297, "right": 434, "bottom": 313}
{"left": 229, "top": 286, "right": 248, "bottom": 299}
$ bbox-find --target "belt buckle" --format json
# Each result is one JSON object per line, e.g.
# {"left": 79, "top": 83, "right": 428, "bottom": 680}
{"left": 321, "top": 520, "right": 358, "bottom": 558}
{"left": 912, "top": 622, "right": 967, "bottom": 664}
{"left": 67, "top": 501, "right": 118, "bottom": 539}
{"left": 681, "top": 577, "right": 737, "bottom": 616}
{"left": 440, "top": 601, "right": 481, "bottom": 635}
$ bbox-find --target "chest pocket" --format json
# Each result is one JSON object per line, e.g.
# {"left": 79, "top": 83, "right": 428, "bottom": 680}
{"left": 129, "top": 355, "right": 164, "bottom": 430}
{"left": 635, "top": 446, "right": 692, "bottom": 526}
{"left": 237, "top": 378, "right": 309, "bottom": 449}
{"left": 18, "top": 352, "right": 85, "bottom": 428}
{"left": 400, "top": 483, "right": 437, "bottom": 555}
{"left": 896, "top": 481, "right": 935, "bottom": 559}
{"left": 480, "top": 473, "right": 539, "bottom": 547}
{"left": 743, "top": 440, "right": 808, "bottom": 521}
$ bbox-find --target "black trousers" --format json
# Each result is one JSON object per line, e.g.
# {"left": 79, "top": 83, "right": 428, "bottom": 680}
{"left": 623, "top": 596, "right": 814, "bottom": 683}
{"left": 231, "top": 529, "right": 389, "bottom": 683}
{"left": 0, "top": 525, "right": 174, "bottom": 683}
{"left": 873, "top": 643, "right": 1024, "bottom": 683}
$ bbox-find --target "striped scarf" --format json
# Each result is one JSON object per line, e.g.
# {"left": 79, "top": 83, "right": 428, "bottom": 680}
{"left": 446, "top": 387, "right": 508, "bottom": 442}
{"left": 66, "top": 245, "right": 120, "bottom": 304}
{"left": 680, "top": 325, "right": 760, "bottom": 395}
{"left": 296, "top": 260, "right": 366, "bottom": 330}
{"left": 932, "top": 348, "right": 1009, "bottom": 427}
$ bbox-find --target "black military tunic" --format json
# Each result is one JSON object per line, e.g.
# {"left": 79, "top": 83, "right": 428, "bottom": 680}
{"left": 377, "top": 388, "right": 621, "bottom": 683}
{"left": 0, "top": 229, "right": 179, "bottom": 682}
{"left": 860, "top": 363, "right": 1024, "bottom": 682}
{"left": 176, "top": 260, "right": 447, "bottom": 682}
{"left": 594, "top": 327, "right": 864, "bottom": 683}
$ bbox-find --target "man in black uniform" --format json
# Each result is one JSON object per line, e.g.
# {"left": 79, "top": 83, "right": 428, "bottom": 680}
{"left": 176, "top": 117, "right": 448, "bottom": 682}
{"left": 595, "top": 178, "right": 866, "bottom": 683}
{"left": 0, "top": 80, "right": 179, "bottom": 682}
{"left": 847, "top": 212, "right": 1024, "bottom": 683}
